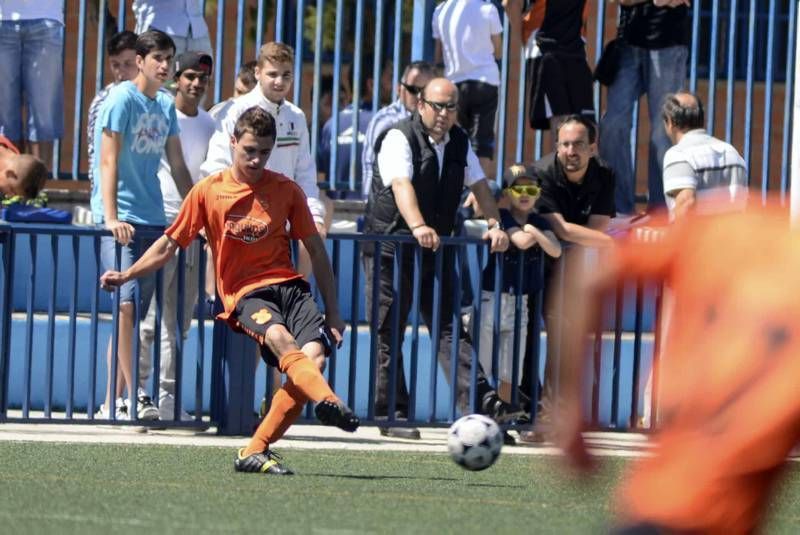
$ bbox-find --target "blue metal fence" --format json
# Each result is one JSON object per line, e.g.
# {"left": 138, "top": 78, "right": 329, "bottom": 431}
{"left": 0, "top": 223, "right": 659, "bottom": 435}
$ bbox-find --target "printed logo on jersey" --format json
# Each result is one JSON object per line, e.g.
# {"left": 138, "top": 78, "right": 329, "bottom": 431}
{"left": 223, "top": 214, "right": 270, "bottom": 243}
{"left": 250, "top": 308, "right": 272, "bottom": 325}
{"left": 130, "top": 112, "right": 170, "bottom": 155}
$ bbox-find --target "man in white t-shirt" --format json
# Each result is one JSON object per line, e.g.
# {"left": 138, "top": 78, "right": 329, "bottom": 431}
{"left": 432, "top": 0, "right": 503, "bottom": 178}
{"left": 132, "top": 0, "right": 212, "bottom": 55}
{"left": 662, "top": 91, "right": 748, "bottom": 221}
{"left": 139, "top": 51, "right": 216, "bottom": 421}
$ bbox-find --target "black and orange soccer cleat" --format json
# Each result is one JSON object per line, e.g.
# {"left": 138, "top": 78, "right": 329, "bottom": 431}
{"left": 314, "top": 399, "right": 360, "bottom": 432}
{"left": 234, "top": 448, "right": 294, "bottom": 475}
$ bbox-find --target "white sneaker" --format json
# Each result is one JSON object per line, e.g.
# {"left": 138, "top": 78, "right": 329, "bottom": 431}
{"left": 158, "top": 393, "right": 193, "bottom": 421}
{"left": 134, "top": 388, "right": 160, "bottom": 421}
{"left": 96, "top": 398, "right": 129, "bottom": 420}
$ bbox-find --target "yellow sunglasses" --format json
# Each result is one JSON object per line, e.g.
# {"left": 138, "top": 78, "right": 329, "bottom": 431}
{"left": 504, "top": 185, "right": 541, "bottom": 198}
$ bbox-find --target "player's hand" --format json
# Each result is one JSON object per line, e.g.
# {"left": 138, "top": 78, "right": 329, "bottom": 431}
{"left": 412, "top": 225, "right": 440, "bottom": 251}
{"left": 483, "top": 228, "right": 509, "bottom": 253}
{"left": 315, "top": 221, "right": 328, "bottom": 239}
{"left": 105, "top": 219, "right": 135, "bottom": 245}
{"left": 99, "top": 270, "right": 128, "bottom": 292}
{"left": 325, "top": 313, "right": 346, "bottom": 348}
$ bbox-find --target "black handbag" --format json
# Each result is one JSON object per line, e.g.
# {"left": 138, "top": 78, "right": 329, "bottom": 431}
{"left": 593, "top": 38, "right": 624, "bottom": 86}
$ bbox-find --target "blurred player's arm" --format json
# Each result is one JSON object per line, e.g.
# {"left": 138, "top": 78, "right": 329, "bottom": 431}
{"left": 542, "top": 212, "right": 614, "bottom": 248}
{"left": 100, "top": 235, "right": 179, "bottom": 289}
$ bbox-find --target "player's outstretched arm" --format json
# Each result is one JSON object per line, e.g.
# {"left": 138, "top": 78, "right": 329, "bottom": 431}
{"left": 302, "top": 233, "right": 345, "bottom": 347}
{"left": 99, "top": 235, "right": 180, "bottom": 291}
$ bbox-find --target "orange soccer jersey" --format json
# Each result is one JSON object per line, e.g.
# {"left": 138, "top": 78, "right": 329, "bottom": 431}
{"left": 610, "top": 206, "right": 800, "bottom": 533}
{"left": 165, "top": 168, "right": 317, "bottom": 322}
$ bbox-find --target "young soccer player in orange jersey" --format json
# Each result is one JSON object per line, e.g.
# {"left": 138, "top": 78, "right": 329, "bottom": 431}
{"left": 100, "top": 106, "right": 358, "bottom": 475}
{"left": 557, "top": 203, "right": 800, "bottom": 534}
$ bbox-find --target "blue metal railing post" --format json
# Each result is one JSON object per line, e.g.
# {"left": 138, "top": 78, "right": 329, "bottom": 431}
{"left": 0, "top": 228, "right": 14, "bottom": 421}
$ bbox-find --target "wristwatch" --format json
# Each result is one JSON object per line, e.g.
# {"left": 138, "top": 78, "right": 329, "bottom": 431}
{"left": 487, "top": 220, "right": 504, "bottom": 232}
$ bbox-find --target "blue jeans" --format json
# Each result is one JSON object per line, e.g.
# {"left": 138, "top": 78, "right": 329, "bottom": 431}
{"left": 0, "top": 19, "right": 64, "bottom": 142}
{"left": 599, "top": 43, "right": 688, "bottom": 214}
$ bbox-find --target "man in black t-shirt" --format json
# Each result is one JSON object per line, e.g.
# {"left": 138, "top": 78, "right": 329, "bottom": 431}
{"left": 533, "top": 115, "right": 615, "bottom": 247}
{"left": 599, "top": 0, "right": 690, "bottom": 215}
{"left": 521, "top": 0, "right": 595, "bottom": 140}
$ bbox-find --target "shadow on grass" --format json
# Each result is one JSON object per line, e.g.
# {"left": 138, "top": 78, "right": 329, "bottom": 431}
{"left": 303, "top": 472, "right": 526, "bottom": 488}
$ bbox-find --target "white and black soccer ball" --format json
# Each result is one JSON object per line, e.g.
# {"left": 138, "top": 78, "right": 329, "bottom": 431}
{"left": 447, "top": 414, "right": 503, "bottom": 471}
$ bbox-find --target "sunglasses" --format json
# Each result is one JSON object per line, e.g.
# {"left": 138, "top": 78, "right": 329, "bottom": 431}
{"left": 505, "top": 185, "right": 541, "bottom": 198}
{"left": 422, "top": 98, "right": 458, "bottom": 112}
{"left": 401, "top": 82, "right": 423, "bottom": 96}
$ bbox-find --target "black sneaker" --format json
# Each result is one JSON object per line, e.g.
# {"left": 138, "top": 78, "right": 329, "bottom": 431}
{"left": 234, "top": 448, "right": 294, "bottom": 475}
{"left": 482, "top": 393, "right": 525, "bottom": 424}
{"left": 314, "top": 399, "right": 360, "bottom": 432}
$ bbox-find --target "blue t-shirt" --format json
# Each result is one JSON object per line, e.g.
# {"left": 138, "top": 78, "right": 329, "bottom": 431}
{"left": 91, "top": 81, "right": 179, "bottom": 225}
{"left": 317, "top": 103, "right": 374, "bottom": 189}
{"left": 481, "top": 210, "right": 552, "bottom": 294}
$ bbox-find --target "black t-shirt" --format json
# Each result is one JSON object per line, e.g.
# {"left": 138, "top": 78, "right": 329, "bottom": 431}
{"left": 481, "top": 210, "right": 552, "bottom": 294}
{"left": 619, "top": 4, "right": 690, "bottom": 49}
{"left": 533, "top": 152, "right": 616, "bottom": 225}
{"left": 535, "top": 0, "right": 587, "bottom": 53}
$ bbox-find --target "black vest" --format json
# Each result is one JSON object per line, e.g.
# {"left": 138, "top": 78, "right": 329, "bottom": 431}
{"left": 364, "top": 113, "right": 469, "bottom": 237}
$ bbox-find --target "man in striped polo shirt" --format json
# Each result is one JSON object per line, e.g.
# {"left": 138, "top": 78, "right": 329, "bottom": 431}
{"left": 662, "top": 92, "right": 748, "bottom": 221}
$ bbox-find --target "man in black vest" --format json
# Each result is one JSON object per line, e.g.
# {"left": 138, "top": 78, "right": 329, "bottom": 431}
{"left": 364, "top": 77, "right": 515, "bottom": 439}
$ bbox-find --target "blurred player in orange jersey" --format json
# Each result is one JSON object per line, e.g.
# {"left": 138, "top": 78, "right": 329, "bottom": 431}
{"left": 557, "top": 202, "right": 800, "bottom": 534}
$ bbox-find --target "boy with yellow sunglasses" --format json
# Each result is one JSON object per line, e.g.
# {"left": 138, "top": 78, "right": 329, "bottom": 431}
{"left": 478, "top": 163, "right": 562, "bottom": 405}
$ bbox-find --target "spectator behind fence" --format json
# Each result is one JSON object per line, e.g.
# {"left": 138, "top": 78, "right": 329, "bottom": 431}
{"left": 363, "top": 78, "right": 520, "bottom": 440}
{"left": 599, "top": 0, "right": 690, "bottom": 215}
{"left": 208, "top": 60, "right": 258, "bottom": 121}
{"left": 361, "top": 61, "right": 437, "bottom": 198}
{"left": 520, "top": 114, "right": 614, "bottom": 441}
{"left": 138, "top": 51, "right": 216, "bottom": 422}
{"left": 478, "top": 163, "right": 561, "bottom": 407}
{"left": 316, "top": 60, "right": 378, "bottom": 190}
{"left": 91, "top": 30, "right": 194, "bottom": 421}
{"left": 100, "top": 106, "right": 360, "bottom": 475}
{"left": 87, "top": 31, "right": 139, "bottom": 191}
{"left": 0, "top": 1, "right": 65, "bottom": 175}
{"left": 433, "top": 0, "right": 503, "bottom": 179}
{"left": 662, "top": 91, "right": 748, "bottom": 221}
{"left": 520, "top": 0, "right": 595, "bottom": 142}
{"left": 202, "top": 42, "right": 327, "bottom": 278}
{"left": 132, "top": 0, "right": 212, "bottom": 55}
{"left": 0, "top": 135, "right": 48, "bottom": 202}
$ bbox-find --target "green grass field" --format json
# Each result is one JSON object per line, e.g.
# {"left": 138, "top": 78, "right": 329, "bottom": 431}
{"left": 1, "top": 442, "right": 800, "bottom": 534}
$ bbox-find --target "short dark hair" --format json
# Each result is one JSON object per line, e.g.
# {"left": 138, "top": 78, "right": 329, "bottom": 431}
{"left": 237, "top": 60, "right": 258, "bottom": 91}
{"left": 556, "top": 114, "right": 597, "bottom": 144}
{"left": 107, "top": 30, "right": 137, "bottom": 57}
{"left": 15, "top": 154, "right": 49, "bottom": 200}
{"left": 662, "top": 92, "right": 705, "bottom": 131}
{"left": 233, "top": 106, "right": 276, "bottom": 140}
{"left": 402, "top": 61, "right": 437, "bottom": 82}
{"left": 346, "top": 61, "right": 373, "bottom": 101}
{"left": 135, "top": 29, "right": 175, "bottom": 59}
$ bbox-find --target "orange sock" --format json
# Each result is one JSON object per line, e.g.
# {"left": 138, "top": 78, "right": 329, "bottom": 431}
{"left": 277, "top": 350, "right": 336, "bottom": 404}
{"left": 244, "top": 380, "right": 306, "bottom": 456}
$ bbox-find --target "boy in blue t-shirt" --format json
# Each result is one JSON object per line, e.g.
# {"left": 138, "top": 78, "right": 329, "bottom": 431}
{"left": 91, "top": 29, "right": 194, "bottom": 421}
{"left": 478, "top": 164, "right": 561, "bottom": 404}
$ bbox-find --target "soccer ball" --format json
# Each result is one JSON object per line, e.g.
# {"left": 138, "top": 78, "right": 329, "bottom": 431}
{"left": 447, "top": 414, "right": 503, "bottom": 471}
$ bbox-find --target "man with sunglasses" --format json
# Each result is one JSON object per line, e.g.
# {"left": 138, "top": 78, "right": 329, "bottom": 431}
{"left": 361, "top": 61, "right": 437, "bottom": 197}
{"left": 364, "top": 77, "right": 519, "bottom": 437}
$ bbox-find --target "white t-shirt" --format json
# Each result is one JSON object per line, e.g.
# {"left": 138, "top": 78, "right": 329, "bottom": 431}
{"left": 157, "top": 107, "right": 215, "bottom": 222}
{"left": 132, "top": 0, "right": 208, "bottom": 38}
{"left": 0, "top": 1, "right": 64, "bottom": 23}
{"left": 432, "top": 0, "right": 502, "bottom": 85}
{"left": 376, "top": 128, "right": 484, "bottom": 188}
{"left": 662, "top": 129, "right": 748, "bottom": 219}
